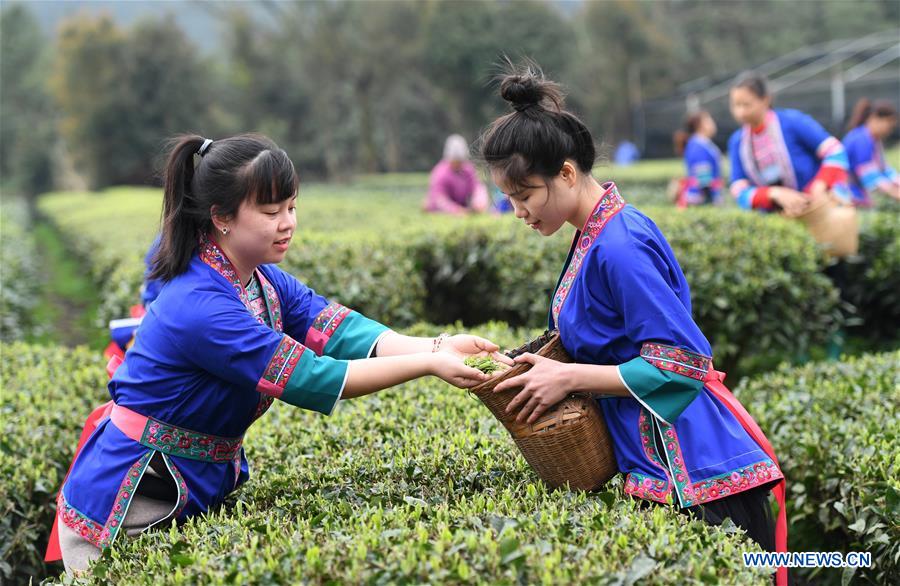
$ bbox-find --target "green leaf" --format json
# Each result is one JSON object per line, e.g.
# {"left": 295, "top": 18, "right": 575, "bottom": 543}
{"left": 624, "top": 554, "right": 658, "bottom": 586}
{"left": 499, "top": 537, "right": 524, "bottom": 566}
{"left": 848, "top": 518, "right": 866, "bottom": 534}
{"left": 403, "top": 495, "right": 427, "bottom": 508}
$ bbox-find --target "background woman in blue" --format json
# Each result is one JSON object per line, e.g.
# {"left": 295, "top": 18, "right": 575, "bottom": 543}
{"left": 104, "top": 235, "right": 164, "bottom": 376}
{"left": 727, "top": 72, "right": 852, "bottom": 216}
{"left": 673, "top": 110, "right": 723, "bottom": 207}
{"left": 481, "top": 63, "right": 787, "bottom": 585}
{"left": 843, "top": 98, "right": 900, "bottom": 206}
{"left": 48, "top": 133, "right": 511, "bottom": 572}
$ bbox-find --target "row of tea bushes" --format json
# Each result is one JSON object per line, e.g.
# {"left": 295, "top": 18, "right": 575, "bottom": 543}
{"left": 735, "top": 350, "right": 900, "bottom": 585}
{"left": 0, "top": 197, "right": 43, "bottom": 342}
{"left": 290, "top": 207, "right": 845, "bottom": 375}
{"left": 352, "top": 159, "right": 691, "bottom": 192}
{"left": 4, "top": 324, "right": 771, "bottom": 585}
{"left": 0, "top": 344, "right": 109, "bottom": 582}
{"left": 5, "top": 329, "right": 897, "bottom": 583}
{"left": 35, "top": 187, "right": 162, "bottom": 284}
{"left": 39, "top": 186, "right": 849, "bottom": 375}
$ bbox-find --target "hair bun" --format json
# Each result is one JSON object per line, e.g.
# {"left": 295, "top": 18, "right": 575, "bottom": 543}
{"left": 498, "top": 61, "right": 563, "bottom": 114}
{"left": 500, "top": 75, "right": 543, "bottom": 112}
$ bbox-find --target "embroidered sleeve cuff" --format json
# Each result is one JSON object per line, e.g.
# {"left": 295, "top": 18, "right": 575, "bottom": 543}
{"left": 732, "top": 180, "right": 771, "bottom": 211}
{"left": 256, "top": 335, "right": 348, "bottom": 415}
{"left": 307, "top": 302, "right": 390, "bottom": 360}
{"left": 617, "top": 357, "right": 705, "bottom": 424}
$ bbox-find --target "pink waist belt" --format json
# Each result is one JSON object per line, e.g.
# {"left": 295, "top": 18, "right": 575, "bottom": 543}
{"left": 109, "top": 403, "right": 243, "bottom": 463}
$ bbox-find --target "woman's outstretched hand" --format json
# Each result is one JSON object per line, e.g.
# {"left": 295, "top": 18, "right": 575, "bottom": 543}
{"left": 441, "top": 334, "right": 514, "bottom": 366}
{"left": 492, "top": 353, "right": 572, "bottom": 423}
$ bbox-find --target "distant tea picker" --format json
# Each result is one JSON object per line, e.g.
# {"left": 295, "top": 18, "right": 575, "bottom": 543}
{"left": 103, "top": 235, "right": 163, "bottom": 378}
{"left": 843, "top": 98, "right": 900, "bottom": 206}
{"left": 423, "top": 134, "right": 490, "bottom": 215}
{"left": 727, "top": 71, "right": 858, "bottom": 258}
{"left": 46, "top": 133, "right": 512, "bottom": 574}
{"left": 672, "top": 110, "right": 724, "bottom": 208}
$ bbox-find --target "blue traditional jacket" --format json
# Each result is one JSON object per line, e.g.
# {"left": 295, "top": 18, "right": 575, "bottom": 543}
{"left": 682, "top": 134, "right": 723, "bottom": 205}
{"left": 729, "top": 109, "right": 851, "bottom": 211}
{"left": 142, "top": 235, "right": 164, "bottom": 307}
{"left": 843, "top": 125, "right": 899, "bottom": 206}
{"left": 551, "top": 183, "right": 783, "bottom": 508}
{"left": 58, "top": 235, "right": 389, "bottom": 549}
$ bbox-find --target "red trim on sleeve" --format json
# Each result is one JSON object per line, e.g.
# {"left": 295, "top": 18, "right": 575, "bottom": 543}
{"left": 813, "top": 166, "right": 848, "bottom": 189}
{"left": 751, "top": 186, "right": 773, "bottom": 210}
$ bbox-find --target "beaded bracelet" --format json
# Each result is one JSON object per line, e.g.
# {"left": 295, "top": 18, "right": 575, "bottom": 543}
{"left": 432, "top": 333, "right": 450, "bottom": 352}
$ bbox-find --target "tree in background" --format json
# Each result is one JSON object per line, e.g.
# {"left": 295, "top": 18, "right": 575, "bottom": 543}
{"left": 51, "top": 14, "right": 211, "bottom": 188}
{"left": 422, "top": 0, "right": 573, "bottom": 142}
{"left": 4, "top": 0, "right": 898, "bottom": 189}
{"left": 0, "top": 5, "right": 57, "bottom": 199}
{"left": 222, "top": 0, "right": 578, "bottom": 178}
{"left": 567, "top": 0, "right": 675, "bottom": 146}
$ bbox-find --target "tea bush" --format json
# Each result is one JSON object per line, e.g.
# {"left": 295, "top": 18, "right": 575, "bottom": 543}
{"left": 0, "top": 197, "right": 43, "bottom": 342}
{"left": 38, "top": 185, "right": 853, "bottom": 375}
{"left": 3, "top": 325, "right": 775, "bottom": 585}
{"left": 735, "top": 350, "right": 900, "bottom": 584}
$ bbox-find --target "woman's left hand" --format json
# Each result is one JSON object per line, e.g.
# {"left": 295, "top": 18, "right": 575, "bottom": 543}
{"left": 441, "top": 334, "right": 514, "bottom": 366}
{"left": 492, "top": 353, "right": 572, "bottom": 423}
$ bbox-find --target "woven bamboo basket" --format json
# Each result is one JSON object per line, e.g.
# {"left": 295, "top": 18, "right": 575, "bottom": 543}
{"left": 468, "top": 331, "right": 617, "bottom": 491}
{"left": 794, "top": 191, "right": 859, "bottom": 257}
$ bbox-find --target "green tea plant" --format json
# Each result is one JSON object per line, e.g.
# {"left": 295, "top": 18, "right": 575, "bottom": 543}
{"left": 4, "top": 325, "right": 773, "bottom": 585}
{"left": 464, "top": 356, "right": 503, "bottom": 374}
{"left": 735, "top": 350, "right": 900, "bottom": 584}
{"left": 0, "top": 196, "right": 43, "bottom": 341}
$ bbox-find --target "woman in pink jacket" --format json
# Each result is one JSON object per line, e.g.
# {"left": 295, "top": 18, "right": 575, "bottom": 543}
{"left": 424, "top": 134, "right": 489, "bottom": 214}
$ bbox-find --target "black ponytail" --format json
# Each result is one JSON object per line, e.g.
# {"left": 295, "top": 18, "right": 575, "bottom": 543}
{"left": 847, "top": 99, "right": 872, "bottom": 132}
{"left": 847, "top": 98, "right": 897, "bottom": 132}
{"left": 479, "top": 59, "right": 597, "bottom": 192}
{"left": 150, "top": 133, "right": 299, "bottom": 281}
{"left": 673, "top": 111, "right": 708, "bottom": 155}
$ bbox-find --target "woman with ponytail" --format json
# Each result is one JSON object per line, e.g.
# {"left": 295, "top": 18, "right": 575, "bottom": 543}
{"left": 46, "top": 133, "right": 511, "bottom": 573}
{"left": 481, "top": 62, "right": 788, "bottom": 585}
{"left": 842, "top": 98, "right": 900, "bottom": 206}
{"left": 672, "top": 110, "right": 723, "bottom": 207}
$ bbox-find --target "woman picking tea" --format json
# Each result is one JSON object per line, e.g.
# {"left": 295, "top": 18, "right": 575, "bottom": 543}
{"left": 483, "top": 63, "right": 788, "bottom": 586}
{"left": 46, "top": 133, "right": 510, "bottom": 573}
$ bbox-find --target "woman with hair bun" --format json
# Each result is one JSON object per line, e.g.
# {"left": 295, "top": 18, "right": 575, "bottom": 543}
{"left": 483, "top": 62, "right": 788, "bottom": 585}
{"left": 843, "top": 98, "right": 900, "bottom": 206}
{"left": 46, "top": 133, "right": 511, "bottom": 573}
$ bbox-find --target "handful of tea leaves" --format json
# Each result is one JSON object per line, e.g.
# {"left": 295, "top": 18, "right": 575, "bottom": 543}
{"left": 464, "top": 356, "right": 503, "bottom": 374}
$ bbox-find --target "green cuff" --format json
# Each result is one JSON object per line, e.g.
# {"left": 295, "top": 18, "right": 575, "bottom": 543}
{"left": 323, "top": 311, "right": 390, "bottom": 360}
{"left": 281, "top": 350, "right": 348, "bottom": 415}
{"left": 617, "top": 357, "right": 705, "bottom": 423}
